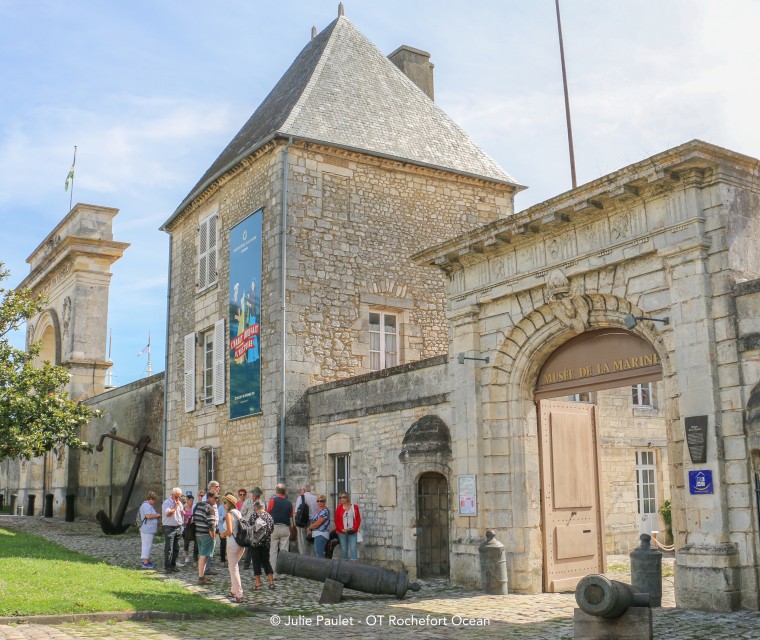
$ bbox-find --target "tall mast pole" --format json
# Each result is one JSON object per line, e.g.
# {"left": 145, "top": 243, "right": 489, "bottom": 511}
{"left": 555, "top": 0, "right": 577, "bottom": 188}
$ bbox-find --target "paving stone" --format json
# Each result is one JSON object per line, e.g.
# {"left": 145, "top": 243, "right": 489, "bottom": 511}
{"left": 1, "top": 516, "right": 759, "bottom": 639}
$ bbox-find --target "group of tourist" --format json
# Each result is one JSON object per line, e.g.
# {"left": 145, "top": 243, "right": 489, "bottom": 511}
{"left": 137, "top": 481, "right": 362, "bottom": 603}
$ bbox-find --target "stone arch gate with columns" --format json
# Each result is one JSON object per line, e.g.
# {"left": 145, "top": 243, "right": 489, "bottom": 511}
{"left": 9, "top": 203, "right": 128, "bottom": 516}
{"left": 414, "top": 141, "right": 760, "bottom": 611}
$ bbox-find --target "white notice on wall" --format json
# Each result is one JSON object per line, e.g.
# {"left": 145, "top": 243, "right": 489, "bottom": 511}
{"left": 458, "top": 474, "right": 477, "bottom": 516}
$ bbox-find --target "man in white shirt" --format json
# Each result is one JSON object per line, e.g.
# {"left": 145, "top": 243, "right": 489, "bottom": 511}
{"left": 161, "top": 487, "right": 184, "bottom": 573}
{"left": 296, "top": 484, "right": 319, "bottom": 555}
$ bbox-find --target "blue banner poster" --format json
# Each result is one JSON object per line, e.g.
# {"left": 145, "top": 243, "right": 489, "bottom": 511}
{"left": 229, "top": 209, "right": 262, "bottom": 419}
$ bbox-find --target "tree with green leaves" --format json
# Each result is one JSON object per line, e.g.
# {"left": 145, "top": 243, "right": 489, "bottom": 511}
{"left": 0, "top": 264, "right": 98, "bottom": 460}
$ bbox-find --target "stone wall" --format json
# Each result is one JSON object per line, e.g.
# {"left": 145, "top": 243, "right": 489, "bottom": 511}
{"left": 307, "top": 355, "right": 450, "bottom": 577}
{"left": 163, "top": 139, "right": 514, "bottom": 497}
{"left": 76, "top": 373, "right": 165, "bottom": 521}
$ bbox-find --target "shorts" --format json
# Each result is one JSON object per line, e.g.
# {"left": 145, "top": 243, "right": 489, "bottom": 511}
{"left": 197, "top": 533, "right": 216, "bottom": 557}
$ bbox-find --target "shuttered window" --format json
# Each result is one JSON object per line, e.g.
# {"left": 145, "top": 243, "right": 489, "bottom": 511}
{"left": 184, "top": 332, "right": 196, "bottom": 413}
{"left": 198, "top": 213, "right": 218, "bottom": 291}
{"left": 213, "top": 318, "right": 225, "bottom": 405}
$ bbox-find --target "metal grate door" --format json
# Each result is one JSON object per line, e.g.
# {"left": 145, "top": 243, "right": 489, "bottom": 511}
{"left": 416, "top": 472, "right": 450, "bottom": 578}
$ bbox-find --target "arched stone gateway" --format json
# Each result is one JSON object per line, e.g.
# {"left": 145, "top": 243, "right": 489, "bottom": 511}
{"left": 415, "top": 143, "right": 760, "bottom": 611}
{"left": 9, "top": 203, "right": 128, "bottom": 517}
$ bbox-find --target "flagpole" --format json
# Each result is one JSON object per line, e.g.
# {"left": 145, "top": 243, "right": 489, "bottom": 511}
{"left": 68, "top": 146, "right": 77, "bottom": 211}
{"left": 555, "top": 0, "right": 577, "bottom": 189}
{"left": 146, "top": 331, "right": 152, "bottom": 377}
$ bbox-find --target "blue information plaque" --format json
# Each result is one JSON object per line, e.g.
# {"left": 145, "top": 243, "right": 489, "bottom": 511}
{"left": 688, "top": 470, "right": 713, "bottom": 495}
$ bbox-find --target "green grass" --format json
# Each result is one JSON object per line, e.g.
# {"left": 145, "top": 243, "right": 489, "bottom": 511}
{"left": 0, "top": 528, "right": 248, "bottom": 617}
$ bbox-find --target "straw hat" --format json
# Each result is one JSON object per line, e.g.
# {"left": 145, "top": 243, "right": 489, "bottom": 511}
{"left": 223, "top": 492, "right": 238, "bottom": 508}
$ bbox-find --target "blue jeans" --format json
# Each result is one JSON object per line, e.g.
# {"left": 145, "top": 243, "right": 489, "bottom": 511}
{"left": 313, "top": 535, "right": 327, "bottom": 558}
{"left": 163, "top": 525, "right": 182, "bottom": 569}
{"left": 337, "top": 532, "right": 357, "bottom": 560}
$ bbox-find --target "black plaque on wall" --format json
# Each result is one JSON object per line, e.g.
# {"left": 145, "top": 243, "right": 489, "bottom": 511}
{"left": 685, "top": 416, "right": 708, "bottom": 464}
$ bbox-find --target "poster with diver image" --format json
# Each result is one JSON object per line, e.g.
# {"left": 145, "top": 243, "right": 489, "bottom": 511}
{"left": 229, "top": 209, "right": 262, "bottom": 419}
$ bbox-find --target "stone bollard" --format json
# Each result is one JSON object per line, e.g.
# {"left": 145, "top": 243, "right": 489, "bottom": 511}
{"left": 478, "top": 529, "right": 509, "bottom": 594}
{"left": 26, "top": 494, "right": 36, "bottom": 516}
{"left": 630, "top": 534, "right": 662, "bottom": 607}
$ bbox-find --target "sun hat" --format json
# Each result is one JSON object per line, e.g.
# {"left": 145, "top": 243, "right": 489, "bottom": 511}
{"left": 223, "top": 492, "right": 238, "bottom": 508}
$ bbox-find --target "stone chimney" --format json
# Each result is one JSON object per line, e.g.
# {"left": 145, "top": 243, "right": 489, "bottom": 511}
{"left": 388, "top": 45, "right": 434, "bottom": 100}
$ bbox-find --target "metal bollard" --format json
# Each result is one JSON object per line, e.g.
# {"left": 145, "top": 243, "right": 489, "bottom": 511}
{"left": 26, "top": 494, "right": 36, "bottom": 516}
{"left": 44, "top": 493, "right": 54, "bottom": 518}
{"left": 65, "top": 494, "right": 76, "bottom": 522}
{"left": 630, "top": 534, "right": 662, "bottom": 607}
{"left": 479, "top": 529, "right": 509, "bottom": 594}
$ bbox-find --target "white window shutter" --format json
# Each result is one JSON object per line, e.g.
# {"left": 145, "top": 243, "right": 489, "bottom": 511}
{"left": 208, "top": 215, "right": 218, "bottom": 286}
{"left": 178, "top": 447, "right": 199, "bottom": 496}
{"left": 213, "top": 318, "right": 225, "bottom": 405}
{"left": 184, "top": 332, "right": 196, "bottom": 413}
{"left": 198, "top": 218, "right": 208, "bottom": 289}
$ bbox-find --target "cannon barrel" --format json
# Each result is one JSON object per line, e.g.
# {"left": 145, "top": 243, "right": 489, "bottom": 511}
{"left": 575, "top": 574, "right": 650, "bottom": 619}
{"left": 276, "top": 551, "right": 420, "bottom": 599}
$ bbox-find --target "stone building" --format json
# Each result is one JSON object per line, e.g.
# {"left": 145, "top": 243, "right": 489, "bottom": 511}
{"left": 159, "top": 11, "right": 520, "bottom": 497}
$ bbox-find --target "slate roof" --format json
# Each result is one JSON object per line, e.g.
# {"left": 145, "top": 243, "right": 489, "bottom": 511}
{"left": 165, "top": 16, "right": 519, "bottom": 226}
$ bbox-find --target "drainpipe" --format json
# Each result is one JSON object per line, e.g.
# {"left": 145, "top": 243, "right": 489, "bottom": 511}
{"left": 279, "top": 137, "right": 292, "bottom": 484}
{"left": 162, "top": 234, "right": 172, "bottom": 499}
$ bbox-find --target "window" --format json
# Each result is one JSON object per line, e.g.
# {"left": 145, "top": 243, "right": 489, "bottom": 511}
{"left": 332, "top": 453, "right": 350, "bottom": 507}
{"left": 202, "top": 330, "right": 214, "bottom": 405}
{"left": 636, "top": 450, "right": 657, "bottom": 515}
{"left": 203, "top": 448, "right": 215, "bottom": 487}
{"left": 568, "top": 392, "right": 592, "bottom": 402}
{"left": 632, "top": 382, "right": 653, "bottom": 407}
{"left": 369, "top": 311, "right": 398, "bottom": 370}
{"left": 198, "top": 212, "right": 218, "bottom": 291}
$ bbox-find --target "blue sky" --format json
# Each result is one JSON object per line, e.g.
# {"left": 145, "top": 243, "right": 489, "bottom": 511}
{"left": 1, "top": 1, "right": 758, "bottom": 385}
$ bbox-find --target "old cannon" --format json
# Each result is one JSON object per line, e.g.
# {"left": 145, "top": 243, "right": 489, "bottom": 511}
{"left": 94, "top": 433, "right": 162, "bottom": 535}
{"left": 574, "top": 574, "right": 652, "bottom": 640}
{"left": 276, "top": 550, "right": 420, "bottom": 603}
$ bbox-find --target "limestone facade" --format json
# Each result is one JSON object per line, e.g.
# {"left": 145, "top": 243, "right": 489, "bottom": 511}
{"left": 413, "top": 140, "right": 760, "bottom": 610}
{"left": 3, "top": 204, "right": 128, "bottom": 516}
{"left": 161, "top": 141, "right": 515, "bottom": 495}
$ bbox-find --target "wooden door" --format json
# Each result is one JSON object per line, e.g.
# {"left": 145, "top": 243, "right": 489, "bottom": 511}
{"left": 538, "top": 400, "right": 605, "bottom": 592}
{"left": 416, "top": 472, "right": 450, "bottom": 578}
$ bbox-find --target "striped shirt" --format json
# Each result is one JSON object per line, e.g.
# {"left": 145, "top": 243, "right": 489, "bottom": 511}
{"left": 193, "top": 501, "right": 218, "bottom": 535}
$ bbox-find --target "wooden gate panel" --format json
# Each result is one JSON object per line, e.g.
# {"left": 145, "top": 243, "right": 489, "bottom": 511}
{"left": 539, "top": 400, "right": 604, "bottom": 592}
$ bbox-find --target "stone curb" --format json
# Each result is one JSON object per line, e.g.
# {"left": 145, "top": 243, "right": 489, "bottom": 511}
{"left": 0, "top": 609, "right": 257, "bottom": 626}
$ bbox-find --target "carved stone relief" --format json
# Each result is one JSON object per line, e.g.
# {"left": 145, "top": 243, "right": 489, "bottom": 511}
{"left": 62, "top": 297, "right": 72, "bottom": 338}
{"left": 546, "top": 269, "right": 590, "bottom": 332}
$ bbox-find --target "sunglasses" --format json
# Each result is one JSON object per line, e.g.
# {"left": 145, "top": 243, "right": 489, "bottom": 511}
{"left": 317, "top": 499, "right": 326, "bottom": 502}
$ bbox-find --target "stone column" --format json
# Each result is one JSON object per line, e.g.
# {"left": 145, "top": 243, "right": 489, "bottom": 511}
{"left": 660, "top": 227, "right": 741, "bottom": 611}
{"left": 448, "top": 302, "right": 487, "bottom": 584}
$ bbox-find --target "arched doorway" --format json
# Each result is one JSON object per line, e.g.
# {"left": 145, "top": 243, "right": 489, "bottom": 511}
{"left": 416, "top": 472, "right": 450, "bottom": 578}
{"left": 534, "top": 328, "right": 664, "bottom": 592}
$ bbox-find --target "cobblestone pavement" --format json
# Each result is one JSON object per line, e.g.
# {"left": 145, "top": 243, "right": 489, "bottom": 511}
{"left": 1, "top": 516, "right": 759, "bottom": 639}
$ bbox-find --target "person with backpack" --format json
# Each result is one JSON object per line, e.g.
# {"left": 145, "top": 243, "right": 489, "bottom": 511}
{"left": 220, "top": 493, "right": 245, "bottom": 602}
{"left": 249, "top": 500, "right": 275, "bottom": 590}
{"left": 295, "top": 484, "right": 318, "bottom": 555}
{"left": 138, "top": 491, "right": 160, "bottom": 569}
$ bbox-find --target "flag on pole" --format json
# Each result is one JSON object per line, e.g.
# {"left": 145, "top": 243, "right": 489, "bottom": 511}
{"left": 64, "top": 164, "right": 75, "bottom": 191}
{"left": 137, "top": 334, "right": 150, "bottom": 356}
